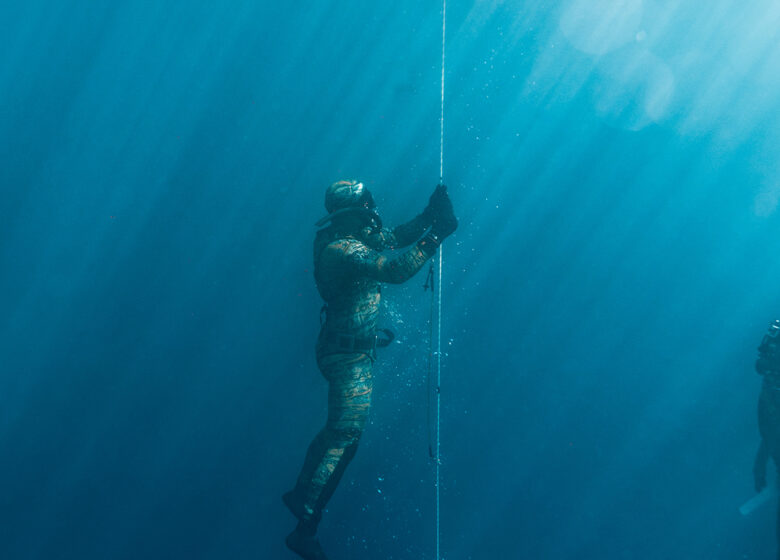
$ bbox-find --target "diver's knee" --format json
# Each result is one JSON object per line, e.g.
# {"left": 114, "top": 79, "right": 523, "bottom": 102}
{"left": 320, "top": 424, "right": 363, "bottom": 448}
{"left": 337, "top": 426, "right": 363, "bottom": 447}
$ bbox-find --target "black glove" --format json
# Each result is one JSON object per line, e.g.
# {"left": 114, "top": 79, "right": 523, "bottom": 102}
{"left": 422, "top": 184, "right": 451, "bottom": 223}
{"left": 430, "top": 188, "right": 457, "bottom": 239}
{"left": 416, "top": 187, "right": 457, "bottom": 257}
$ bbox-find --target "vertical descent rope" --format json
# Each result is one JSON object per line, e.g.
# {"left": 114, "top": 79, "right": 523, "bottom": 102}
{"left": 436, "top": 2, "right": 445, "bottom": 560}
{"left": 439, "top": 0, "right": 446, "bottom": 183}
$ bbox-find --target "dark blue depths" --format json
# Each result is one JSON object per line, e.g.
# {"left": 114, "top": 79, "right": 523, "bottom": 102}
{"left": 2, "top": 1, "right": 780, "bottom": 558}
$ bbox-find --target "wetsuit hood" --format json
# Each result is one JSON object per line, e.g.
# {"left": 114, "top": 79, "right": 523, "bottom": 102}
{"left": 316, "top": 180, "right": 382, "bottom": 230}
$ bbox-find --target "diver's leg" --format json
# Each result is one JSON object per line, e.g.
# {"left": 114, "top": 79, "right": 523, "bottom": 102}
{"left": 284, "top": 353, "right": 372, "bottom": 557}
{"left": 284, "top": 430, "right": 328, "bottom": 522}
{"left": 306, "top": 355, "right": 372, "bottom": 514}
{"left": 285, "top": 354, "right": 372, "bottom": 558}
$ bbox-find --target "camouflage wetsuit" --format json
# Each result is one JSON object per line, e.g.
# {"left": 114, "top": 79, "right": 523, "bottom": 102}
{"left": 288, "top": 214, "right": 439, "bottom": 525}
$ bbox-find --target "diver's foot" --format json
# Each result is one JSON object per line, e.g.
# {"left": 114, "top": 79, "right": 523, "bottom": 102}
{"left": 286, "top": 529, "right": 329, "bottom": 560}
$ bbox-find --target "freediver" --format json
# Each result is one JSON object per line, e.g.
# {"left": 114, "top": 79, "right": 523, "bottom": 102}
{"left": 283, "top": 180, "right": 458, "bottom": 559}
{"left": 753, "top": 319, "right": 780, "bottom": 559}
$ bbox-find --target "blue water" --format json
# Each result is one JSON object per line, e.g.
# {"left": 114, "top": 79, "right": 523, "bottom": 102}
{"left": 2, "top": 1, "right": 780, "bottom": 558}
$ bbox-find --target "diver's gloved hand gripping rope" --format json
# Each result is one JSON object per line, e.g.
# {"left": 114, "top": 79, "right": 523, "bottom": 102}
{"left": 418, "top": 184, "right": 458, "bottom": 258}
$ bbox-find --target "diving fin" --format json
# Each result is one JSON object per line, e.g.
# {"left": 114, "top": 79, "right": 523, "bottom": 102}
{"left": 285, "top": 529, "right": 329, "bottom": 560}
{"left": 740, "top": 478, "right": 778, "bottom": 516}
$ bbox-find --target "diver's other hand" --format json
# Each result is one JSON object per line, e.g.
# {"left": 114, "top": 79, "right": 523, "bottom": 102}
{"left": 429, "top": 183, "right": 449, "bottom": 209}
{"left": 754, "top": 460, "right": 767, "bottom": 492}
{"left": 430, "top": 198, "right": 458, "bottom": 239}
{"left": 422, "top": 184, "right": 451, "bottom": 222}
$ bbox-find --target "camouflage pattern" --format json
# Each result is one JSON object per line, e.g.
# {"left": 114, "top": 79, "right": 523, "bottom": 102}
{"left": 314, "top": 226, "right": 431, "bottom": 346}
{"left": 288, "top": 213, "right": 435, "bottom": 525}
{"left": 291, "top": 352, "right": 374, "bottom": 521}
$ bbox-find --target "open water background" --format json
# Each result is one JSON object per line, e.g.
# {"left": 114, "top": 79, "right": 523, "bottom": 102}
{"left": 2, "top": 1, "right": 780, "bottom": 558}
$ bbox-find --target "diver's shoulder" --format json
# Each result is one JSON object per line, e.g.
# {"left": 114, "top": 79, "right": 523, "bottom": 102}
{"left": 318, "top": 236, "right": 372, "bottom": 262}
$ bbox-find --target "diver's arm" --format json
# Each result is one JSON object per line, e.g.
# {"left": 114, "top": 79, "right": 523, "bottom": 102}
{"left": 322, "top": 197, "right": 457, "bottom": 284}
{"left": 754, "top": 438, "right": 769, "bottom": 492}
{"left": 374, "top": 190, "right": 458, "bottom": 281}
{"left": 389, "top": 214, "right": 431, "bottom": 248}
{"left": 389, "top": 184, "right": 452, "bottom": 248}
{"left": 368, "top": 235, "right": 440, "bottom": 283}
{"left": 323, "top": 237, "right": 441, "bottom": 285}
